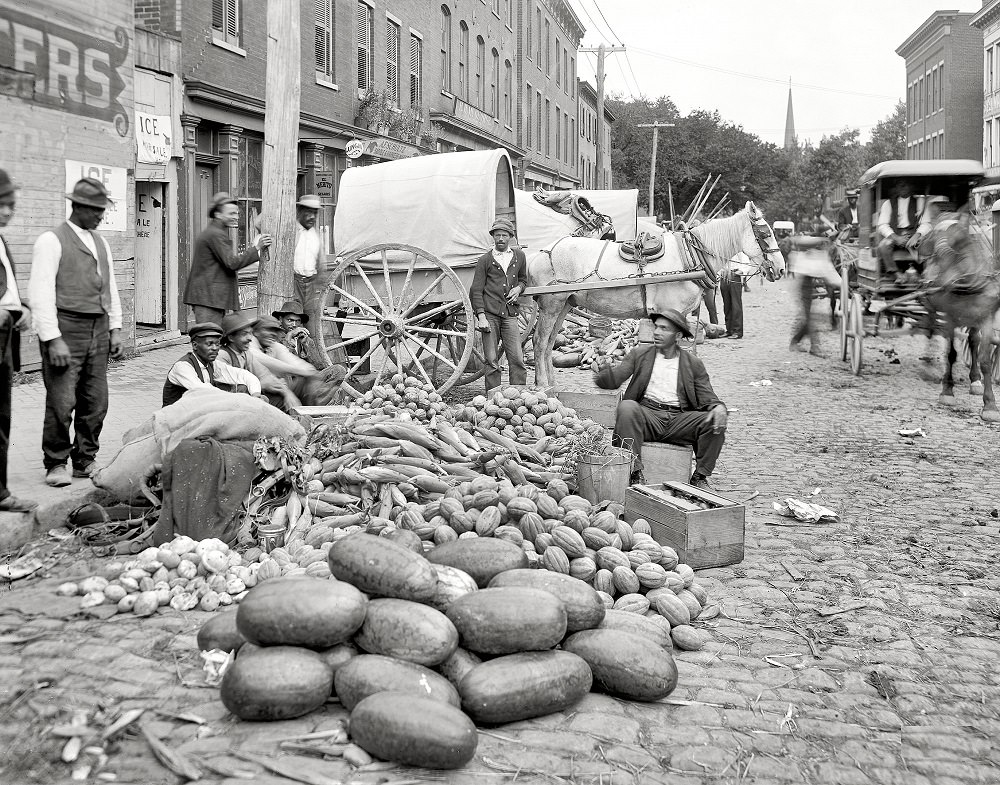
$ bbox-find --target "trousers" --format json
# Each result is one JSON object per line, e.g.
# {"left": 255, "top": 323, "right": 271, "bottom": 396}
{"left": 720, "top": 277, "right": 743, "bottom": 335}
{"left": 877, "top": 229, "right": 915, "bottom": 275}
{"left": 482, "top": 313, "right": 527, "bottom": 391}
{"left": 613, "top": 399, "right": 725, "bottom": 477}
{"left": 41, "top": 312, "right": 110, "bottom": 471}
{"left": 790, "top": 276, "right": 820, "bottom": 348}
{"left": 192, "top": 305, "right": 225, "bottom": 325}
{"left": 0, "top": 324, "right": 12, "bottom": 499}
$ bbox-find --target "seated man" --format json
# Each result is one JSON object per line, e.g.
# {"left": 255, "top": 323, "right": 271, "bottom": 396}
{"left": 877, "top": 179, "right": 930, "bottom": 283}
{"left": 162, "top": 322, "right": 261, "bottom": 406}
{"left": 836, "top": 189, "right": 860, "bottom": 241}
{"left": 251, "top": 315, "right": 319, "bottom": 398}
{"left": 216, "top": 312, "right": 301, "bottom": 411}
{"left": 594, "top": 310, "right": 728, "bottom": 489}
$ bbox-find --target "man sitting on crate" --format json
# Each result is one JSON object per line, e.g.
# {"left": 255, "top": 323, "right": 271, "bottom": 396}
{"left": 593, "top": 310, "right": 728, "bottom": 489}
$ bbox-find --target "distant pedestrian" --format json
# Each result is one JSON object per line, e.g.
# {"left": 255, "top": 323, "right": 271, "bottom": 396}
{"left": 183, "top": 192, "right": 272, "bottom": 325}
{"left": 0, "top": 169, "right": 36, "bottom": 511}
{"left": 29, "top": 178, "right": 124, "bottom": 487}
{"left": 471, "top": 218, "right": 528, "bottom": 391}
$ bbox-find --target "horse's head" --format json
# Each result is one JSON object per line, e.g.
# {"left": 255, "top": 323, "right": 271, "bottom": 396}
{"left": 743, "top": 201, "right": 785, "bottom": 281}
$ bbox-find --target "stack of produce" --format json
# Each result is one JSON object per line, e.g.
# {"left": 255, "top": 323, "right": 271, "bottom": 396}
{"left": 203, "top": 531, "right": 688, "bottom": 770}
{"left": 352, "top": 374, "right": 449, "bottom": 421}
{"left": 552, "top": 318, "right": 640, "bottom": 368}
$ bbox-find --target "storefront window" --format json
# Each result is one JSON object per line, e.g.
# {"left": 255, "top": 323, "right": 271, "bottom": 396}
{"left": 236, "top": 135, "right": 263, "bottom": 252}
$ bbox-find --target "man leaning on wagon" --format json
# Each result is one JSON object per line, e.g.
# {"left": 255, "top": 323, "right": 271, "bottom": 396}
{"left": 877, "top": 179, "right": 930, "bottom": 284}
{"left": 594, "top": 310, "right": 728, "bottom": 490}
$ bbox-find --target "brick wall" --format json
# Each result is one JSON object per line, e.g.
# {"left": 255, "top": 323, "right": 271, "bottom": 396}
{"left": 947, "top": 16, "right": 985, "bottom": 160}
{"left": 134, "top": 0, "right": 160, "bottom": 31}
{"left": 0, "top": 0, "right": 137, "bottom": 365}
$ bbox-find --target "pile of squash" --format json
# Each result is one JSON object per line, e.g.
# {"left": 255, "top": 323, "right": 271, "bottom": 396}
{"left": 551, "top": 318, "right": 640, "bottom": 368}
{"left": 205, "top": 531, "right": 687, "bottom": 770}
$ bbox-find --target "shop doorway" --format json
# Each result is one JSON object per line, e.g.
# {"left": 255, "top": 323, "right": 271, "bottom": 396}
{"left": 135, "top": 182, "right": 165, "bottom": 326}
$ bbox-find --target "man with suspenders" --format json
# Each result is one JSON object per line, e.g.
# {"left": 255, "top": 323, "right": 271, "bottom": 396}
{"left": 162, "top": 323, "right": 261, "bottom": 407}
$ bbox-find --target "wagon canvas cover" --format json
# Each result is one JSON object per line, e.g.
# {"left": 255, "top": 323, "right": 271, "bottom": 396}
{"left": 334, "top": 149, "right": 514, "bottom": 268}
{"left": 514, "top": 188, "right": 639, "bottom": 251}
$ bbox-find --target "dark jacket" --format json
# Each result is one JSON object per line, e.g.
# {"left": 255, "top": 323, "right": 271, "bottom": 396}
{"left": 470, "top": 247, "right": 528, "bottom": 318}
{"left": 0, "top": 235, "right": 25, "bottom": 371}
{"left": 836, "top": 204, "right": 858, "bottom": 230}
{"left": 594, "top": 345, "right": 725, "bottom": 412}
{"left": 183, "top": 223, "right": 260, "bottom": 311}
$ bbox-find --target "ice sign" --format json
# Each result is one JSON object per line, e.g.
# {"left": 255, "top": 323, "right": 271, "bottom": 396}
{"left": 65, "top": 160, "right": 128, "bottom": 232}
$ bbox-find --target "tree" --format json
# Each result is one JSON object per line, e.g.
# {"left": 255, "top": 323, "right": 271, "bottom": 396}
{"left": 864, "top": 102, "right": 906, "bottom": 169}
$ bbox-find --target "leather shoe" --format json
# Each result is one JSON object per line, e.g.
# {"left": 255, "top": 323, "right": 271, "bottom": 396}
{"left": 72, "top": 462, "right": 96, "bottom": 479}
{"left": 690, "top": 473, "right": 712, "bottom": 489}
{"left": 726, "top": 333, "right": 743, "bottom": 340}
{"left": 0, "top": 495, "right": 37, "bottom": 512}
{"left": 45, "top": 466, "right": 72, "bottom": 487}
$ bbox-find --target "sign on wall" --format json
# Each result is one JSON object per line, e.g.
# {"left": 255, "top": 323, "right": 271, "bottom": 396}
{"left": 135, "top": 111, "right": 172, "bottom": 164}
{"left": 65, "top": 160, "right": 128, "bottom": 232}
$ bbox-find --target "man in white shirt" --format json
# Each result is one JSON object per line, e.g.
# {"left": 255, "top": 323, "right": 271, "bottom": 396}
{"left": 0, "top": 168, "right": 36, "bottom": 511}
{"left": 29, "top": 178, "right": 124, "bottom": 487}
{"left": 292, "top": 195, "right": 323, "bottom": 315}
{"left": 876, "top": 179, "right": 931, "bottom": 284}
{"left": 162, "top": 322, "right": 261, "bottom": 406}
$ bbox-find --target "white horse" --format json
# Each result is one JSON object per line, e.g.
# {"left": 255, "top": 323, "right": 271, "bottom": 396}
{"left": 527, "top": 201, "right": 785, "bottom": 387}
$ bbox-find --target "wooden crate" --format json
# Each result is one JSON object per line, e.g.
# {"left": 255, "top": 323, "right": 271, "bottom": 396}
{"left": 624, "top": 481, "right": 745, "bottom": 569}
{"left": 292, "top": 405, "right": 355, "bottom": 431}
{"left": 642, "top": 443, "right": 692, "bottom": 484}
{"left": 554, "top": 388, "right": 622, "bottom": 428}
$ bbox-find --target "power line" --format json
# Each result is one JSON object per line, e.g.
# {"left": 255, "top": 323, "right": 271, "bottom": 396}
{"left": 628, "top": 46, "right": 899, "bottom": 100}
{"left": 614, "top": 54, "right": 637, "bottom": 100}
{"left": 585, "top": 0, "right": 623, "bottom": 45}
{"left": 570, "top": 0, "right": 613, "bottom": 46}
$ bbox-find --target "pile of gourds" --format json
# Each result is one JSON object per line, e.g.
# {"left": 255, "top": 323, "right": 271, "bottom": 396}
{"left": 551, "top": 318, "right": 640, "bottom": 368}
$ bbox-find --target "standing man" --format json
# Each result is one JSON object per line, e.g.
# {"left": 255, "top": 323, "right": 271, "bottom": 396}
{"left": 471, "top": 218, "right": 528, "bottom": 392}
{"left": 29, "top": 178, "right": 124, "bottom": 487}
{"left": 183, "top": 192, "right": 272, "bottom": 325}
{"left": 837, "top": 189, "right": 860, "bottom": 240}
{"left": 877, "top": 179, "right": 929, "bottom": 284}
{"left": 0, "top": 169, "right": 35, "bottom": 510}
{"left": 720, "top": 254, "right": 752, "bottom": 340}
{"left": 594, "top": 310, "right": 728, "bottom": 488}
{"left": 292, "top": 195, "right": 323, "bottom": 313}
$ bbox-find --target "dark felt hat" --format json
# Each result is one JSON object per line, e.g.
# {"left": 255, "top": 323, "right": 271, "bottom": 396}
{"left": 188, "top": 322, "right": 224, "bottom": 340}
{"left": 0, "top": 169, "right": 15, "bottom": 200}
{"left": 254, "top": 315, "right": 284, "bottom": 332}
{"left": 489, "top": 218, "right": 516, "bottom": 235}
{"left": 272, "top": 300, "right": 309, "bottom": 325}
{"left": 221, "top": 312, "right": 259, "bottom": 337}
{"left": 647, "top": 308, "right": 693, "bottom": 338}
{"left": 67, "top": 178, "right": 113, "bottom": 209}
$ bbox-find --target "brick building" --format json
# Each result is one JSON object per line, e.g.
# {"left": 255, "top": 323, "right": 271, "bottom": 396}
{"left": 972, "top": 0, "right": 1000, "bottom": 178}
{"left": 897, "top": 10, "right": 983, "bottom": 162}
{"left": 0, "top": 1, "right": 137, "bottom": 368}
{"left": 578, "top": 80, "right": 615, "bottom": 189}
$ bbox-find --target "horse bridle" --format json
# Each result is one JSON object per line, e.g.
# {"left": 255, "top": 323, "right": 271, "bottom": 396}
{"left": 750, "top": 220, "right": 782, "bottom": 281}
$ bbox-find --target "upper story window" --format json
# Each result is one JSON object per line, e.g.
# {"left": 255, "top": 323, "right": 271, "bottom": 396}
{"left": 491, "top": 48, "right": 499, "bottom": 117}
{"left": 555, "top": 37, "right": 560, "bottom": 85}
{"left": 503, "top": 59, "right": 512, "bottom": 126}
{"left": 387, "top": 19, "right": 401, "bottom": 105}
{"left": 212, "top": 0, "right": 240, "bottom": 47}
{"left": 440, "top": 6, "right": 452, "bottom": 92}
{"left": 476, "top": 36, "right": 485, "bottom": 109}
{"left": 410, "top": 34, "right": 423, "bottom": 107}
{"left": 357, "top": 2, "right": 374, "bottom": 92}
{"left": 536, "top": 8, "right": 542, "bottom": 65}
{"left": 544, "top": 20, "right": 550, "bottom": 74}
{"left": 314, "top": 0, "right": 335, "bottom": 81}
{"left": 459, "top": 22, "right": 469, "bottom": 101}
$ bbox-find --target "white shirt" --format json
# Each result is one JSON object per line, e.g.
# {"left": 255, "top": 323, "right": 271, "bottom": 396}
{"left": 645, "top": 353, "right": 680, "bottom": 406}
{"left": 29, "top": 221, "right": 124, "bottom": 342}
{"left": 0, "top": 239, "right": 22, "bottom": 310}
{"left": 166, "top": 353, "right": 262, "bottom": 396}
{"left": 293, "top": 224, "right": 322, "bottom": 277}
{"left": 491, "top": 247, "right": 514, "bottom": 273}
{"left": 877, "top": 196, "right": 931, "bottom": 239}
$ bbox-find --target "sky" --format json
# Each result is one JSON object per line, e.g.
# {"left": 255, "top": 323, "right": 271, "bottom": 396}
{"left": 569, "top": 0, "right": 979, "bottom": 147}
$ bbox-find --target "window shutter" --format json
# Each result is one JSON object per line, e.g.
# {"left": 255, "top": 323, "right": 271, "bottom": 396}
{"left": 387, "top": 22, "right": 399, "bottom": 103}
{"left": 211, "top": 0, "right": 224, "bottom": 31}
{"left": 225, "top": 0, "right": 238, "bottom": 38}
{"left": 357, "top": 2, "right": 370, "bottom": 90}
{"left": 410, "top": 37, "right": 422, "bottom": 107}
{"left": 314, "top": 0, "right": 330, "bottom": 75}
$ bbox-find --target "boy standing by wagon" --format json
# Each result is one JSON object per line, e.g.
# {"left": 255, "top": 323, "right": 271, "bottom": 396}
{"left": 471, "top": 218, "right": 528, "bottom": 392}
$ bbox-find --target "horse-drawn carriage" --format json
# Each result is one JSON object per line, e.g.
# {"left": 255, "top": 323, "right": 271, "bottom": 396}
{"left": 318, "top": 148, "right": 785, "bottom": 397}
{"left": 836, "top": 159, "right": 988, "bottom": 375}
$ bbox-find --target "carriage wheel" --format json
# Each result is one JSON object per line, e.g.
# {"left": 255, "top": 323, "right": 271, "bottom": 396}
{"left": 848, "top": 293, "right": 864, "bottom": 375}
{"left": 426, "top": 310, "right": 489, "bottom": 388}
{"left": 839, "top": 267, "right": 850, "bottom": 362}
{"left": 317, "top": 244, "right": 476, "bottom": 398}
{"left": 519, "top": 299, "right": 537, "bottom": 348}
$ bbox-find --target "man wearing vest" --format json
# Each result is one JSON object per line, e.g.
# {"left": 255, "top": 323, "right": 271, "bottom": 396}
{"left": 876, "top": 179, "right": 931, "bottom": 284}
{"left": 29, "top": 178, "right": 124, "bottom": 488}
{"left": 837, "top": 189, "right": 860, "bottom": 241}
{"left": 162, "top": 322, "right": 261, "bottom": 407}
{"left": 595, "top": 310, "right": 728, "bottom": 489}
{"left": 0, "top": 169, "right": 36, "bottom": 511}
{"left": 215, "top": 312, "right": 300, "bottom": 410}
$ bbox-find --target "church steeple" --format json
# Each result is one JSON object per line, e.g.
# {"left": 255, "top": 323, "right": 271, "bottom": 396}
{"left": 783, "top": 81, "right": 796, "bottom": 150}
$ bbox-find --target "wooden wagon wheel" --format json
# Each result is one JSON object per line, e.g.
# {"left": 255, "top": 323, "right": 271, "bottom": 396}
{"left": 847, "top": 292, "right": 864, "bottom": 375}
{"left": 317, "top": 243, "right": 476, "bottom": 398}
{"left": 839, "top": 267, "right": 851, "bottom": 362}
{"left": 519, "top": 298, "right": 537, "bottom": 348}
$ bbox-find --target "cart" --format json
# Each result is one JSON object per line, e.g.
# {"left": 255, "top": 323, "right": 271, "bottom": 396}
{"left": 320, "top": 149, "right": 647, "bottom": 397}
{"left": 837, "top": 159, "right": 987, "bottom": 375}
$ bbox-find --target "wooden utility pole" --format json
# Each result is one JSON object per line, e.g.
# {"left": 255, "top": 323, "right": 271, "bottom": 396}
{"left": 580, "top": 44, "right": 625, "bottom": 189}
{"left": 637, "top": 121, "right": 674, "bottom": 217}
{"left": 258, "top": 0, "right": 301, "bottom": 316}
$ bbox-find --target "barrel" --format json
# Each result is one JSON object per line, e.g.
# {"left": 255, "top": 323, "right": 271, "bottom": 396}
{"left": 576, "top": 449, "right": 634, "bottom": 505}
{"left": 588, "top": 316, "right": 613, "bottom": 339}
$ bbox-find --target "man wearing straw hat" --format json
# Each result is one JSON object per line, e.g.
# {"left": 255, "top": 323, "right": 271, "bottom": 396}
{"left": 29, "top": 178, "right": 125, "bottom": 487}
{"left": 594, "top": 309, "right": 728, "bottom": 489}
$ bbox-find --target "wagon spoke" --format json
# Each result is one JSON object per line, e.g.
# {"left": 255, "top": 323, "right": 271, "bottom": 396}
{"left": 405, "top": 324, "right": 468, "bottom": 338}
{"left": 351, "top": 259, "right": 385, "bottom": 310}
{"left": 403, "top": 331, "right": 459, "bottom": 370}
{"left": 400, "top": 272, "right": 448, "bottom": 319}
{"left": 397, "top": 253, "right": 418, "bottom": 311}
{"left": 320, "top": 314, "right": 378, "bottom": 325}
{"left": 345, "top": 338, "right": 381, "bottom": 381}
{"left": 324, "top": 330, "right": 380, "bottom": 354}
{"left": 400, "top": 339, "right": 436, "bottom": 387}
{"left": 381, "top": 250, "right": 394, "bottom": 312}
{"left": 404, "top": 299, "right": 464, "bottom": 325}
{"left": 328, "top": 282, "right": 382, "bottom": 321}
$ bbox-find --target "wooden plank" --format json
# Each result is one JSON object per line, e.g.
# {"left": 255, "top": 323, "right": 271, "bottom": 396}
{"left": 522, "top": 270, "right": 708, "bottom": 296}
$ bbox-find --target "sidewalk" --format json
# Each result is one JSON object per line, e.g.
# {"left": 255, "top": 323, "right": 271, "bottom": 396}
{"left": 5, "top": 345, "right": 180, "bottom": 542}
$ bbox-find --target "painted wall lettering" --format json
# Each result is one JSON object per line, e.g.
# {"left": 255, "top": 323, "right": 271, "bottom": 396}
{"left": 0, "top": 8, "right": 130, "bottom": 135}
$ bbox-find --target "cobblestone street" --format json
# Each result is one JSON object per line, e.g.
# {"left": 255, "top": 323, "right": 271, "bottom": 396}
{"left": 2, "top": 278, "right": 999, "bottom": 785}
